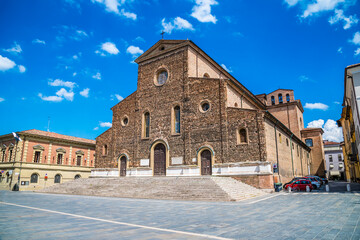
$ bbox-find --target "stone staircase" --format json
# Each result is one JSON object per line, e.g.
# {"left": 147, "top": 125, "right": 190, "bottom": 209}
{"left": 38, "top": 176, "right": 269, "bottom": 202}
{"left": 211, "top": 177, "right": 268, "bottom": 201}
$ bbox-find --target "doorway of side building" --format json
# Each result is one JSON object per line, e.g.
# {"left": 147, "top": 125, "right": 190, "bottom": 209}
{"left": 120, "top": 156, "right": 127, "bottom": 177}
{"left": 201, "top": 149, "right": 212, "bottom": 175}
{"left": 154, "top": 143, "right": 166, "bottom": 176}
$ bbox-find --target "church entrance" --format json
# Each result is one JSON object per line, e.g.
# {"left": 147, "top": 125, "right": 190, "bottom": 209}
{"left": 120, "top": 156, "right": 127, "bottom": 177}
{"left": 154, "top": 143, "right": 166, "bottom": 176}
{"left": 201, "top": 150, "right": 212, "bottom": 175}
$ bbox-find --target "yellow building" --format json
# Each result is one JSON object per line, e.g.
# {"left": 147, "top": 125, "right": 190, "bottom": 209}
{"left": 337, "top": 63, "right": 360, "bottom": 182}
{"left": 0, "top": 129, "right": 95, "bottom": 191}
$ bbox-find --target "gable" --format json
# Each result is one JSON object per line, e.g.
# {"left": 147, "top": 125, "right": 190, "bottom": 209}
{"left": 135, "top": 40, "right": 187, "bottom": 63}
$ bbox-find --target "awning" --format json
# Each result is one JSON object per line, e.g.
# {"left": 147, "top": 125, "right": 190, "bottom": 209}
{"left": 330, "top": 170, "right": 340, "bottom": 176}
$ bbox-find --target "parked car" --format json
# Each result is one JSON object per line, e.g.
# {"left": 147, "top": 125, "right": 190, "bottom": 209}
{"left": 304, "top": 177, "right": 321, "bottom": 189}
{"left": 321, "top": 177, "right": 328, "bottom": 184}
{"left": 284, "top": 179, "right": 313, "bottom": 191}
{"left": 307, "top": 175, "right": 324, "bottom": 185}
{"left": 283, "top": 177, "right": 302, "bottom": 189}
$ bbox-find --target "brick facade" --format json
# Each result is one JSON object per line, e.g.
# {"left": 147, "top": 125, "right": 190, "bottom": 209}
{"left": 94, "top": 40, "right": 313, "bottom": 189}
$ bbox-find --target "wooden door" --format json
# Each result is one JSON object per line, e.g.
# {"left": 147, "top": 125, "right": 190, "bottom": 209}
{"left": 76, "top": 156, "right": 81, "bottom": 166}
{"left": 154, "top": 144, "right": 166, "bottom": 176}
{"left": 120, "top": 156, "right": 127, "bottom": 177}
{"left": 201, "top": 150, "right": 212, "bottom": 175}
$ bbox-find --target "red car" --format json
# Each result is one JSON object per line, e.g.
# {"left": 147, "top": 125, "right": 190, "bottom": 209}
{"left": 284, "top": 179, "right": 313, "bottom": 191}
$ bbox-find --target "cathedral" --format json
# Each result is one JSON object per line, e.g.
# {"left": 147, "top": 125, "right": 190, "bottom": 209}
{"left": 93, "top": 40, "right": 324, "bottom": 189}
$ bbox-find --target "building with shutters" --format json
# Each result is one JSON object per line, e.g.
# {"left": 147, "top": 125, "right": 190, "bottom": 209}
{"left": 0, "top": 129, "right": 95, "bottom": 191}
{"left": 93, "top": 40, "right": 324, "bottom": 189}
{"left": 323, "top": 140, "right": 345, "bottom": 180}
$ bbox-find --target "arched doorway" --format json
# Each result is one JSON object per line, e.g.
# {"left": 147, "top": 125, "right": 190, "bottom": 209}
{"left": 154, "top": 143, "right": 166, "bottom": 176}
{"left": 120, "top": 156, "right": 127, "bottom": 177}
{"left": 201, "top": 150, "right": 212, "bottom": 175}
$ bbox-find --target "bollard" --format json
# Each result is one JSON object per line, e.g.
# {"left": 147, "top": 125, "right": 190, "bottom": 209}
{"left": 325, "top": 185, "right": 329, "bottom": 192}
{"left": 288, "top": 186, "right": 292, "bottom": 193}
{"left": 306, "top": 185, "right": 310, "bottom": 192}
{"left": 347, "top": 184, "right": 351, "bottom": 192}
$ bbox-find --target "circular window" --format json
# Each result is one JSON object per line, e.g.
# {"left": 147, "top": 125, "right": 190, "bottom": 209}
{"left": 156, "top": 70, "right": 168, "bottom": 86}
{"left": 200, "top": 101, "right": 211, "bottom": 113}
{"left": 122, "top": 116, "right": 129, "bottom": 126}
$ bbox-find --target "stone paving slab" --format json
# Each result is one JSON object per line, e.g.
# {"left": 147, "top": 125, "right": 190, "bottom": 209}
{"left": 0, "top": 191, "right": 360, "bottom": 239}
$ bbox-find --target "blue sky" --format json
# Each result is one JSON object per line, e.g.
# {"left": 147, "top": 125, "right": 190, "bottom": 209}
{"left": 0, "top": 0, "right": 359, "bottom": 141}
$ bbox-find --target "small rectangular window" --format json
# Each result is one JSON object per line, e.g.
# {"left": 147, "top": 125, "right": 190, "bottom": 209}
{"left": 305, "top": 139, "right": 313, "bottom": 147}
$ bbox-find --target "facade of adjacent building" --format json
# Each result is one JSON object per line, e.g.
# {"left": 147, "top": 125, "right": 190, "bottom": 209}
{"left": 323, "top": 140, "right": 345, "bottom": 180}
{"left": 338, "top": 64, "right": 360, "bottom": 182}
{"left": 94, "top": 40, "right": 324, "bottom": 189}
{"left": 0, "top": 129, "right": 95, "bottom": 191}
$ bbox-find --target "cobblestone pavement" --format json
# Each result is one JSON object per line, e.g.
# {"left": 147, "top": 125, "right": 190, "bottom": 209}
{"left": 0, "top": 190, "right": 360, "bottom": 240}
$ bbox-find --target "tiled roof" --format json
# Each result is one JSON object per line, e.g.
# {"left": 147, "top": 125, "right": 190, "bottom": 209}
{"left": 20, "top": 129, "right": 95, "bottom": 145}
{"left": 323, "top": 141, "right": 340, "bottom": 145}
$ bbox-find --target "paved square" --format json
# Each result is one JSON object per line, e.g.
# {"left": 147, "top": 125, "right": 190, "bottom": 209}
{"left": 0, "top": 190, "right": 359, "bottom": 239}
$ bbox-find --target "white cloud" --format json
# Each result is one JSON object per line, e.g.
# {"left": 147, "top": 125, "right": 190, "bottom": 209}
{"left": 161, "top": 17, "right": 194, "bottom": 34}
{"left": 92, "top": 72, "right": 102, "bottom": 80}
{"left": 32, "top": 39, "right": 46, "bottom": 45}
{"left": 73, "top": 72, "right": 77, "bottom": 77}
{"left": 307, "top": 119, "right": 324, "bottom": 128}
{"left": 302, "top": 0, "right": 345, "bottom": 18}
{"left": 350, "top": 31, "right": 360, "bottom": 45}
{"left": 56, "top": 25, "right": 89, "bottom": 43}
{"left": 304, "top": 102, "right": 329, "bottom": 110}
{"left": 38, "top": 93, "right": 63, "bottom": 102}
{"left": 284, "top": 0, "right": 300, "bottom": 7}
{"left": 329, "top": 9, "right": 358, "bottom": 29}
{"left": 100, "top": 121, "right": 112, "bottom": 127}
{"left": 21, "top": 97, "right": 26, "bottom": 100}
{"left": 0, "top": 97, "right": 4, "bottom": 102}
{"left": 18, "top": 65, "right": 26, "bottom": 73}
{"left": 93, "top": 126, "right": 99, "bottom": 130}
{"left": 115, "top": 94, "right": 123, "bottom": 101}
{"left": 307, "top": 119, "right": 343, "bottom": 142}
{"left": 355, "top": 48, "right": 360, "bottom": 55}
{"left": 191, "top": 0, "right": 218, "bottom": 23}
{"left": 121, "top": 9, "right": 137, "bottom": 20}
{"left": 134, "top": 36, "right": 145, "bottom": 42}
{"left": 221, "top": 64, "right": 232, "bottom": 73}
{"left": 338, "top": 47, "right": 343, "bottom": 53}
{"left": 0, "top": 55, "right": 16, "bottom": 71}
{"left": 111, "top": 94, "right": 124, "bottom": 101}
{"left": 96, "top": 42, "right": 119, "bottom": 56}
{"left": 334, "top": 101, "right": 341, "bottom": 104}
{"left": 92, "top": 0, "right": 137, "bottom": 20}
{"left": 48, "top": 79, "right": 77, "bottom": 89}
{"left": 126, "top": 45, "right": 144, "bottom": 57}
{"left": 80, "top": 88, "right": 90, "bottom": 98}
{"left": 56, "top": 88, "right": 74, "bottom": 101}
{"left": 3, "top": 42, "right": 22, "bottom": 55}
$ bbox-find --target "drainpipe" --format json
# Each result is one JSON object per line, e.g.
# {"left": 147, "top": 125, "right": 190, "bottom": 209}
{"left": 290, "top": 134, "right": 295, "bottom": 177}
{"left": 274, "top": 121, "right": 281, "bottom": 184}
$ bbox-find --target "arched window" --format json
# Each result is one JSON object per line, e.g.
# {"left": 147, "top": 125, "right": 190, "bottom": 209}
{"left": 237, "top": 129, "right": 248, "bottom": 144}
{"left": 203, "top": 73, "right": 210, "bottom": 78}
{"left": 30, "top": 173, "right": 38, "bottom": 183}
{"left": 74, "top": 174, "right": 81, "bottom": 179}
{"left": 173, "top": 106, "right": 181, "bottom": 134}
{"left": 54, "top": 174, "right": 61, "bottom": 183}
{"left": 286, "top": 94, "right": 290, "bottom": 102}
{"left": 286, "top": 138, "right": 289, "bottom": 146}
{"left": 143, "top": 112, "right": 150, "bottom": 138}
{"left": 278, "top": 94, "right": 283, "bottom": 104}
{"left": 279, "top": 133, "right": 282, "bottom": 143}
{"left": 271, "top": 96, "right": 275, "bottom": 105}
{"left": 1, "top": 150, "right": 5, "bottom": 162}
